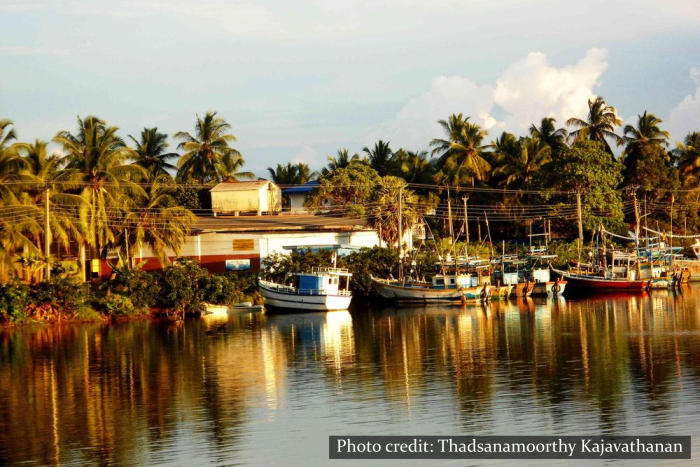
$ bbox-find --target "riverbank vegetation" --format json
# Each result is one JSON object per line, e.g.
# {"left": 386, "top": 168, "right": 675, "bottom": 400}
{"left": 1, "top": 96, "right": 699, "bottom": 322}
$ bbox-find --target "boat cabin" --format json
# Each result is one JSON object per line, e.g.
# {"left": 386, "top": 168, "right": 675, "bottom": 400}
{"left": 430, "top": 274, "right": 471, "bottom": 289}
{"left": 294, "top": 267, "right": 352, "bottom": 296}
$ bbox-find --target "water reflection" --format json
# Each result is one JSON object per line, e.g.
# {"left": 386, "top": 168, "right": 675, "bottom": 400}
{"left": 1, "top": 288, "right": 700, "bottom": 465}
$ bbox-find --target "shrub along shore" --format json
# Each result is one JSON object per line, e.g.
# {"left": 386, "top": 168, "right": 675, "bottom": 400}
{"left": 1, "top": 241, "right": 597, "bottom": 325}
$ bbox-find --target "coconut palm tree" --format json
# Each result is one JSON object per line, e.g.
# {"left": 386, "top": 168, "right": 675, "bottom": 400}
{"left": 322, "top": 149, "right": 363, "bottom": 175}
{"left": 363, "top": 140, "right": 393, "bottom": 176}
{"left": 623, "top": 111, "right": 669, "bottom": 153}
{"left": 121, "top": 175, "right": 195, "bottom": 267}
{"left": 267, "top": 162, "right": 317, "bottom": 185}
{"left": 0, "top": 119, "right": 18, "bottom": 155}
{"left": 430, "top": 113, "right": 490, "bottom": 186}
{"left": 175, "top": 111, "right": 252, "bottom": 183}
{"left": 129, "top": 127, "right": 178, "bottom": 178}
{"left": 54, "top": 116, "right": 146, "bottom": 278}
{"left": 15, "top": 140, "right": 84, "bottom": 268}
{"left": 529, "top": 117, "right": 567, "bottom": 157}
{"left": 392, "top": 149, "right": 435, "bottom": 184}
{"left": 567, "top": 97, "right": 623, "bottom": 155}
{"left": 0, "top": 120, "right": 30, "bottom": 201}
{"left": 493, "top": 135, "right": 551, "bottom": 189}
{"left": 369, "top": 176, "right": 419, "bottom": 248}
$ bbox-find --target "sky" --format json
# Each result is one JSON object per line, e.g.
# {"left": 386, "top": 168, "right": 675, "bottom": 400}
{"left": 1, "top": 0, "right": 700, "bottom": 177}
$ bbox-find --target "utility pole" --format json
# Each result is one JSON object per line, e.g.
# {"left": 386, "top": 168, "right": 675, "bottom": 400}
{"left": 447, "top": 187, "right": 454, "bottom": 242}
{"left": 644, "top": 194, "right": 649, "bottom": 251}
{"left": 398, "top": 185, "right": 403, "bottom": 280}
{"left": 44, "top": 186, "right": 51, "bottom": 281}
{"left": 462, "top": 196, "right": 469, "bottom": 260}
{"left": 576, "top": 191, "right": 583, "bottom": 263}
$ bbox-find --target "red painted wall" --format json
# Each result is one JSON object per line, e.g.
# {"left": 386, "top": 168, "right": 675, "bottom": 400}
{"left": 97, "top": 254, "right": 261, "bottom": 278}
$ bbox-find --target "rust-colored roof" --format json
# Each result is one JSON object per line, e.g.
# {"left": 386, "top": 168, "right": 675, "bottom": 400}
{"left": 192, "top": 214, "right": 372, "bottom": 233}
{"left": 210, "top": 180, "right": 275, "bottom": 192}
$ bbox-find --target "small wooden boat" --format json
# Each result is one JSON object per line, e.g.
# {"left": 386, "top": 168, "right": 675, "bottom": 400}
{"left": 372, "top": 274, "right": 490, "bottom": 304}
{"left": 259, "top": 267, "right": 352, "bottom": 312}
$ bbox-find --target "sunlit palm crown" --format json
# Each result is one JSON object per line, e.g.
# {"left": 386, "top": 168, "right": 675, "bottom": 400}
{"left": 430, "top": 113, "right": 490, "bottom": 186}
{"left": 567, "top": 97, "right": 623, "bottom": 155}
{"left": 175, "top": 111, "right": 252, "bottom": 184}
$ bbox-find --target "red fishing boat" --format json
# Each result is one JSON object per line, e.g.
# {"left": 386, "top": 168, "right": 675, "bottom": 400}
{"left": 551, "top": 268, "right": 650, "bottom": 292}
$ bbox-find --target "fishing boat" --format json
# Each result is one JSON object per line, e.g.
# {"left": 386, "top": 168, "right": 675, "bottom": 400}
{"left": 258, "top": 267, "right": 353, "bottom": 311}
{"left": 371, "top": 273, "right": 490, "bottom": 304}
{"left": 552, "top": 268, "right": 650, "bottom": 292}
{"left": 676, "top": 239, "right": 700, "bottom": 281}
{"left": 553, "top": 251, "right": 650, "bottom": 292}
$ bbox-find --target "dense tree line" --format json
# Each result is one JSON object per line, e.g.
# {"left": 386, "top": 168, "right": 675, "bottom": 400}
{"left": 2, "top": 96, "right": 700, "bottom": 286}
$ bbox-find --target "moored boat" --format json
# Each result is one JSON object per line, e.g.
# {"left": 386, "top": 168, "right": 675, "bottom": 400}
{"left": 371, "top": 274, "right": 490, "bottom": 304}
{"left": 552, "top": 268, "right": 650, "bottom": 292}
{"left": 259, "top": 267, "right": 353, "bottom": 312}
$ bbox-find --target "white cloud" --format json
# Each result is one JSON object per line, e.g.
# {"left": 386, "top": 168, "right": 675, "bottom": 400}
{"left": 668, "top": 67, "right": 700, "bottom": 143}
{"left": 367, "top": 76, "right": 494, "bottom": 149}
{"left": 492, "top": 48, "right": 607, "bottom": 132}
{"left": 369, "top": 48, "right": 608, "bottom": 148}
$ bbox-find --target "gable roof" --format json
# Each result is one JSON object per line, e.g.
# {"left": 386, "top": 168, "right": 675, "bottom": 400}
{"left": 210, "top": 180, "right": 274, "bottom": 192}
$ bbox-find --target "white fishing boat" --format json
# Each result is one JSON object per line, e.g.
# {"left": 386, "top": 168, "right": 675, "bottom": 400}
{"left": 259, "top": 267, "right": 353, "bottom": 312}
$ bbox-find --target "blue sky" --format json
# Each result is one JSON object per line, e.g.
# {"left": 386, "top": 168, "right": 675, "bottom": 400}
{"left": 1, "top": 0, "right": 700, "bottom": 176}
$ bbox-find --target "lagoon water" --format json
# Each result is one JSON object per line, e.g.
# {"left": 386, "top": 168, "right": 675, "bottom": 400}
{"left": 1, "top": 288, "right": 700, "bottom": 466}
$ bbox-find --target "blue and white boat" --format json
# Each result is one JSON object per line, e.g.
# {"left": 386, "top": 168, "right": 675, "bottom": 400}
{"left": 259, "top": 267, "right": 353, "bottom": 311}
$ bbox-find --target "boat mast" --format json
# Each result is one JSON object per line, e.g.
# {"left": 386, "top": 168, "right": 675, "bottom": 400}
{"left": 398, "top": 185, "right": 403, "bottom": 280}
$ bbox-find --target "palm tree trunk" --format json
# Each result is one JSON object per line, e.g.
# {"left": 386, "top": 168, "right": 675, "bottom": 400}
{"left": 79, "top": 242, "right": 86, "bottom": 282}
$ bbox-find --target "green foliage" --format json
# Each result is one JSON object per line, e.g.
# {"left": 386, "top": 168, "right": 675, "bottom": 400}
{"left": 97, "top": 293, "right": 136, "bottom": 316}
{"left": 104, "top": 264, "right": 160, "bottom": 312}
{"left": 623, "top": 144, "right": 679, "bottom": 197}
{"left": 547, "top": 240, "right": 595, "bottom": 268}
{"left": 0, "top": 281, "right": 30, "bottom": 322}
{"left": 543, "top": 140, "right": 625, "bottom": 233}
{"left": 306, "top": 163, "right": 380, "bottom": 216}
{"left": 344, "top": 247, "right": 399, "bottom": 297}
{"left": 156, "top": 259, "right": 210, "bottom": 315}
{"left": 32, "top": 278, "right": 88, "bottom": 313}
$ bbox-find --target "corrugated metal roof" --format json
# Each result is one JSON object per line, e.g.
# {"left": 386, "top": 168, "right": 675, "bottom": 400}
{"left": 192, "top": 214, "right": 372, "bottom": 233}
{"left": 282, "top": 181, "right": 319, "bottom": 194}
{"left": 210, "top": 181, "right": 274, "bottom": 192}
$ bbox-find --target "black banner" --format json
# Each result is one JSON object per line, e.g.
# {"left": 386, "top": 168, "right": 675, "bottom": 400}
{"left": 329, "top": 436, "right": 691, "bottom": 459}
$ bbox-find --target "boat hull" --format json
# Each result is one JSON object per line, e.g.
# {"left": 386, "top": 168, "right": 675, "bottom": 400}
{"left": 552, "top": 269, "right": 650, "bottom": 292}
{"left": 372, "top": 277, "right": 489, "bottom": 303}
{"left": 510, "top": 282, "right": 534, "bottom": 297}
{"left": 372, "top": 278, "right": 464, "bottom": 303}
{"left": 259, "top": 280, "right": 352, "bottom": 311}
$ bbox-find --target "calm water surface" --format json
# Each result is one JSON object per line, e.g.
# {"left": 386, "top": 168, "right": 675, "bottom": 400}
{"left": 2, "top": 288, "right": 700, "bottom": 466}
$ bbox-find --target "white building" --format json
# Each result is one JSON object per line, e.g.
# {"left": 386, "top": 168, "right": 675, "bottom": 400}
{"left": 121, "top": 214, "right": 380, "bottom": 276}
{"left": 210, "top": 180, "right": 282, "bottom": 215}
